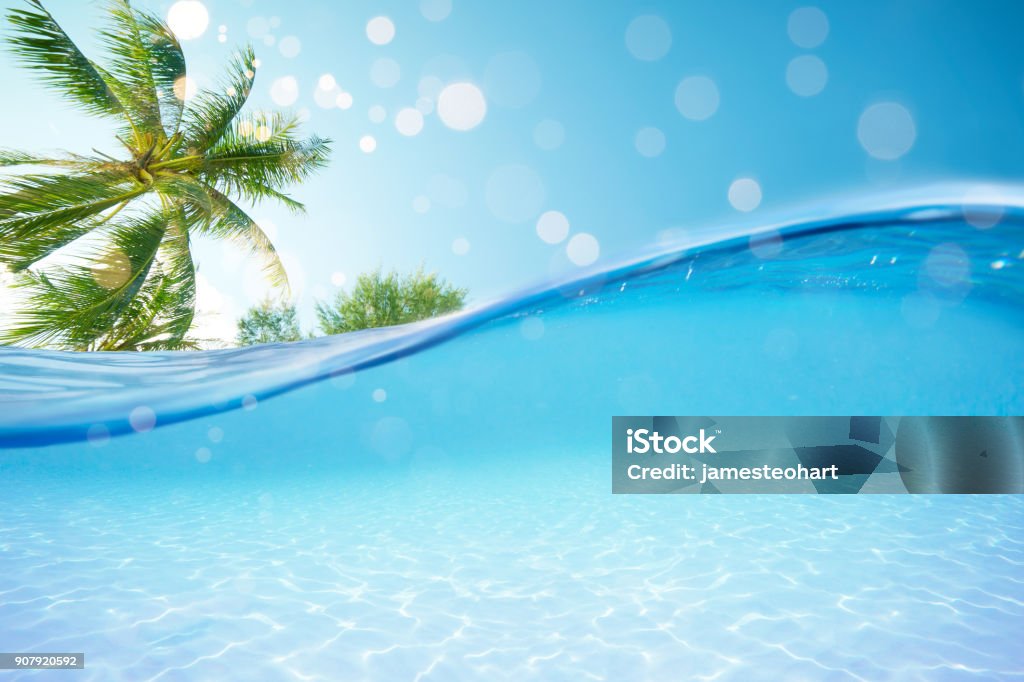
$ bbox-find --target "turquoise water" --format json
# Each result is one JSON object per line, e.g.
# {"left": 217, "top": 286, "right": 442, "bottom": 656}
{"left": 2, "top": 189, "right": 1024, "bottom": 680}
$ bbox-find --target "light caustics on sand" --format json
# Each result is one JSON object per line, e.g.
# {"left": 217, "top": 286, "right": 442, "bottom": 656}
{"left": 1, "top": 183, "right": 1023, "bottom": 447}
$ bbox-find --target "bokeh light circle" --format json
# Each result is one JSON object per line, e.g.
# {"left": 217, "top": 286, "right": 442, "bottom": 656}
{"left": 366, "top": 16, "right": 395, "bottom": 45}
{"left": 335, "top": 92, "right": 353, "bottom": 109}
{"left": 961, "top": 185, "right": 1006, "bottom": 230}
{"left": 536, "top": 211, "right": 570, "bottom": 244}
{"left": 750, "top": 231, "right": 783, "bottom": 259}
{"left": 675, "top": 76, "right": 720, "bottom": 121}
{"left": 567, "top": 233, "right": 600, "bottom": 266}
{"left": 173, "top": 76, "right": 197, "bottom": 101}
{"left": 925, "top": 242, "right": 970, "bottom": 288}
{"left": 728, "top": 178, "right": 763, "bottom": 212}
{"left": 395, "top": 107, "right": 424, "bottom": 136}
{"left": 166, "top": 1, "right": 209, "bottom": 41}
{"left": 420, "top": 0, "right": 452, "bottom": 22}
{"left": 625, "top": 15, "right": 672, "bottom": 61}
{"left": 91, "top": 250, "right": 132, "bottom": 290}
{"left": 87, "top": 424, "right": 110, "bottom": 447}
{"left": 278, "top": 36, "right": 302, "bottom": 59}
{"left": 437, "top": 82, "right": 487, "bottom": 131}
{"left": 129, "top": 406, "right": 156, "bottom": 433}
{"left": 635, "top": 127, "right": 666, "bottom": 157}
{"left": 270, "top": 76, "right": 299, "bottom": 106}
{"left": 857, "top": 102, "right": 916, "bottom": 160}
{"left": 787, "top": 7, "right": 829, "bottom": 48}
{"left": 786, "top": 55, "right": 828, "bottom": 97}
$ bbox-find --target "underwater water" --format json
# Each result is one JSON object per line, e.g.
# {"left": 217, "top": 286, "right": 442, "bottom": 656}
{"left": 2, "top": 188, "right": 1024, "bottom": 680}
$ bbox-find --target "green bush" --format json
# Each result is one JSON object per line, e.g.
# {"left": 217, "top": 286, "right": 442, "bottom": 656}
{"left": 315, "top": 268, "right": 466, "bottom": 335}
{"left": 236, "top": 300, "right": 303, "bottom": 346}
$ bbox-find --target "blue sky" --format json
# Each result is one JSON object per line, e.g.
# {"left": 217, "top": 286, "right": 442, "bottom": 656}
{"left": 1, "top": 0, "right": 1023, "bottom": 343}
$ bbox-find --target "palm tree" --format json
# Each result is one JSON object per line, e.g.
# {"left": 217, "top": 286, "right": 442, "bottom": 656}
{"left": 0, "top": 0, "right": 330, "bottom": 350}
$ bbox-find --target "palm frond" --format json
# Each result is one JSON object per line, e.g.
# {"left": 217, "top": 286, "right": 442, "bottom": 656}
{"left": 180, "top": 46, "right": 257, "bottom": 153}
{"left": 0, "top": 212, "right": 121, "bottom": 272}
{"left": 207, "top": 110, "right": 300, "bottom": 153}
{"left": 0, "top": 210, "right": 168, "bottom": 349}
{"left": 0, "top": 148, "right": 123, "bottom": 170}
{"left": 199, "top": 112, "right": 331, "bottom": 203}
{"left": 0, "top": 171, "right": 143, "bottom": 259}
{"left": 151, "top": 172, "right": 216, "bottom": 220}
{"left": 99, "top": 222, "right": 196, "bottom": 351}
{"left": 5, "top": 0, "right": 126, "bottom": 120}
{"left": 254, "top": 185, "right": 306, "bottom": 214}
{"left": 198, "top": 188, "right": 290, "bottom": 291}
{"left": 151, "top": 216, "right": 197, "bottom": 344}
{"left": 99, "top": 0, "right": 186, "bottom": 140}
{"left": 102, "top": 268, "right": 200, "bottom": 350}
